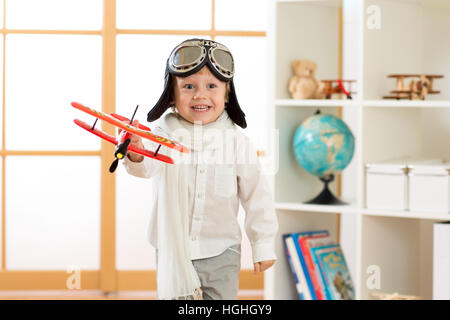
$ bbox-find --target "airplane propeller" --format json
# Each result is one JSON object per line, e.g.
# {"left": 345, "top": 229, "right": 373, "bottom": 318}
{"left": 109, "top": 138, "right": 131, "bottom": 173}
{"left": 109, "top": 158, "right": 119, "bottom": 173}
{"left": 108, "top": 105, "right": 139, "bottom": 173}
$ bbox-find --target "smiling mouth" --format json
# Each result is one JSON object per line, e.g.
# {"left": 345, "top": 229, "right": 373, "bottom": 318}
{"left": 191, "top": 105, "right": 211, "bottom": 112}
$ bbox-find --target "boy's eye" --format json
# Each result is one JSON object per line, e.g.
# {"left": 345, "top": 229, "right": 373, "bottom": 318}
{"left": 184, "top": 84, "right": 194, "bottom": 89}
{"left": 208, "top": 83, "right": 217, "bottom": 89}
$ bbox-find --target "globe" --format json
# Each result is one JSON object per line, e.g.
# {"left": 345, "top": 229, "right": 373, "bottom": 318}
{"left": 292, "top": 111, "right": 355, "bottom": 204}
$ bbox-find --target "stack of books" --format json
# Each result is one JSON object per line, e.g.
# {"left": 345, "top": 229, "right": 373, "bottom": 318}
{"left": 283, "top": 230, "right": 355, "bottom": 300}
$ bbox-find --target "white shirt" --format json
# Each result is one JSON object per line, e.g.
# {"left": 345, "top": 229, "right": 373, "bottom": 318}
{"left": 122, "top": 126, "right": 278, "bottom": 263}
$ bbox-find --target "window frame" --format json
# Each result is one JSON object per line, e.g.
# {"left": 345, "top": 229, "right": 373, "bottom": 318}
{"left": 0, "top": 0, "right": 267, "bottom": 292}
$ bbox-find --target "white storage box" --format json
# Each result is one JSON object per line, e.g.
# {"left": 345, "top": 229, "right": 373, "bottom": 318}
{"left": 366, "top": 162, "right": 409, "bottom": 211}
{"left": 408, "top": 163, "right": 450, "bottom": 213}
{"left": 365, "top": 158, "right": 444, "bottom": 211}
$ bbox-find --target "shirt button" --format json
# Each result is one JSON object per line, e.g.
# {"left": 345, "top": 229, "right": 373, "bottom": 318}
{"left": 197, "top": 193, "right": 203, "bottom": 199}
{"left": 200, "top": 169, "right": 205, "bottom": 174}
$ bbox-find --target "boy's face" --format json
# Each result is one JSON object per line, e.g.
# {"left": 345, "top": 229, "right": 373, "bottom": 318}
{"left": 173, "top": 66, "right": 228, "bottom": 125}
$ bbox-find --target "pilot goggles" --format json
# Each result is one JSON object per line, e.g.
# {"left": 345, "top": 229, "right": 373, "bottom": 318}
{"left": 167, "top": 39, "right": 234, "bottom": 81}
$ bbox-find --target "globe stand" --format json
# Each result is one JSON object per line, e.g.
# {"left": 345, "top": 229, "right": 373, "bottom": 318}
{"left": 304, "top": 174, "right": 347, "bottom": 205}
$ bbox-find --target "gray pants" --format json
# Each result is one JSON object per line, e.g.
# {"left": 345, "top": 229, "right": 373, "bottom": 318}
{"left": 156, "top": 244, "right": 241, "bottom": 300}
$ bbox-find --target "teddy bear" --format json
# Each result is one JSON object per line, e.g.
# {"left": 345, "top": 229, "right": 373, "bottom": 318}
{"left": 288, "top": 59, "right": 325, "bottom": 99}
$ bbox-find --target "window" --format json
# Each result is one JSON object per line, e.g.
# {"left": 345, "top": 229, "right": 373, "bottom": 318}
{"left": 0, "top": 0, "right": 268, "bottom": 290}
{"left": 0, "top": 0, "right": 103, "bottom": 282}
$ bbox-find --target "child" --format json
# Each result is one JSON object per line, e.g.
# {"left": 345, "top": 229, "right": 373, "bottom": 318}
{"left": 123, "top": 39, "right": 278, "bottom": 300}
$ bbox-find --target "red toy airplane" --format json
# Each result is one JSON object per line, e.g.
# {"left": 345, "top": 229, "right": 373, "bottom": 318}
{"left": 320, "top": 79, "right": 356, "bottom": 99}
{"left": 71, "top": 102, "right": 189, "bottom": 172}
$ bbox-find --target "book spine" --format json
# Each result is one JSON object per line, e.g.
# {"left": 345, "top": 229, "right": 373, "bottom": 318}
{"left": 317, "top": 256, "right": 334, "bottom": 299}
{"left": 293, "top": 236, "right": 317, "bottom": 300}
{"left": 299, "top": 238, "right": 325, "bottom": 300}
{"left": 285, "top": 236, "right": 311, "bottom": 300}
{"left": 283, "top": 236, "right": 305, "bottom": 300}
{"left": 311, "top": 248, "right": 333, "bottom": 300}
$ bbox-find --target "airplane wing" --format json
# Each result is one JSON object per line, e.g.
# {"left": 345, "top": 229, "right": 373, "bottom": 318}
{"left": 74, "top": 119, "right": 118, "bottom": 145}
{"left": 128, "top": 144, "right": 174, "bottom": 164}
{"left": 71, "top": 102, "right": 189, "bottom": 154}
{"left": 110, "top": 113, "right": 152, "bottom": 131}
{"left": 74, "top": 119, "right": 174, "bottom": 164}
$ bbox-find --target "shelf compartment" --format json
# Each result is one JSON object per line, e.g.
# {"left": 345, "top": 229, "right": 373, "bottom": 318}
{"left": 275, "top": 0, "right": 341, "bottom": 100}
{"left": 270, "top": 209, "right": 340, "bottom": 300}
{"left": 363, "top": 0, "right": 450, "bottom": 100}
{"left": 275, "top": 106, "right": 352, "bottom": 203}
{"left": 362, "top": 107, "right": 450, "bottom": 164}
{"left": 360, "top": 215, "right": 438, "bottom": 300}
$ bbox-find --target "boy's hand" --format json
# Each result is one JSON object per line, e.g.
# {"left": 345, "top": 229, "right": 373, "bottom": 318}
{"left": 120, "top": 120, "right": 144, "bottom": 162}
{"left": 253, "top": 260, "right": 275, "bottom": 274}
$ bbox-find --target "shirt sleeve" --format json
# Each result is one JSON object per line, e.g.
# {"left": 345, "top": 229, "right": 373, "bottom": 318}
{"left": 122, "top": 149, "right": 164, "bottom": 179}
{"left": 236, "top": 134, "right": 279, "bottom": 263}
{"left": 122, "top": 127, "right": 166, "bottom": 179}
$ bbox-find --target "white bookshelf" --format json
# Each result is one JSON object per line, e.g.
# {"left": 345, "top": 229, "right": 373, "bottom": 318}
{"left": 276, "top": 201, "right": 359, "bottom": 215}
{"left": 363, "top": 100, "right": 450, "bottom": 108}
{"left": 276, "top": 99, "right": 357, "bottom": 107}
{"left": 265, "top": 0, "right": 450, "bottom": 300}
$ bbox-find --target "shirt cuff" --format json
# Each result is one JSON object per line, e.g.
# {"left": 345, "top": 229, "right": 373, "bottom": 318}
{"left": 251, "top": 240, "right": 277, "bottom": 263}
{"left": 123, "top": 155, "right": 146, "bottom": 174}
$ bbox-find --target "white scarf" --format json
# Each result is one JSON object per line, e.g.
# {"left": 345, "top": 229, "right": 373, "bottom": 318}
{"left": 156, "top": 110, "right": 236, "bottom": 300}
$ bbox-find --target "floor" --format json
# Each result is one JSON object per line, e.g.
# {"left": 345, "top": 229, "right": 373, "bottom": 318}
{"left": 0, "top": 290, "right": 264, "bottom": 300}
